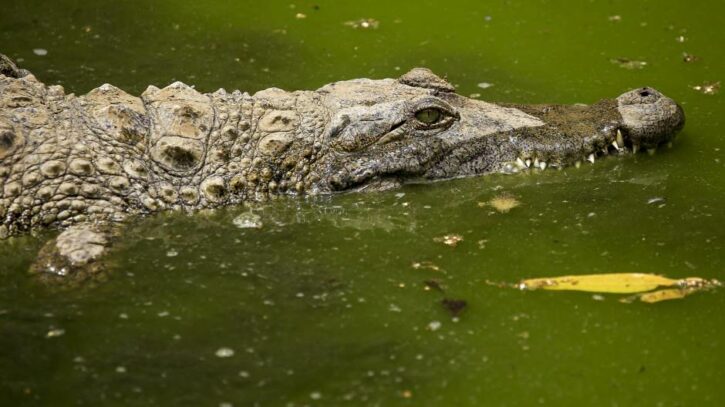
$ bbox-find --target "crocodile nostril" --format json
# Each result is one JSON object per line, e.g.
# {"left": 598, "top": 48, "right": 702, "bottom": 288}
{"left": 639, "top": 90, "right": 651, "bottom": 97}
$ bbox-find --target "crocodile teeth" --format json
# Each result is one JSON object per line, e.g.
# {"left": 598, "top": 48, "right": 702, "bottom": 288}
{"left": 539, "top": 161, "right": 547, "bottom": 170}
{"left": 647, "top": 148, "right": 656, "bottom": 156}
{"left": 632, "top": 144, "right": 640, "bottom": 154}
{"left": 587, "top": 153, "right": 595, "bottom": 163}
{"left": 611, "top": 141, "right": 620, "bottom": 151}
{"left": 616, "top": 129, "right": 624, "bottom": 148}
{"left": 516, "top": 157, "right": 527, "bottom": 169}
{"left": 533, "top": 158, "right": 540, "bottom": 168}
{"left": 525, "top": 159, "right": 532, "bottom": 168}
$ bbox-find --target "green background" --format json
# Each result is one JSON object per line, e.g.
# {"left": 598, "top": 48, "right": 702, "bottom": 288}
{"left": 1, "top": 0, "right": 723, "bottom": 405}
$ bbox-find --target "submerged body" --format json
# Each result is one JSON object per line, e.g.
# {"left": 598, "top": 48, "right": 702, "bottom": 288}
{"left": 0, "top": 54, "right": 684, "bottom": 280}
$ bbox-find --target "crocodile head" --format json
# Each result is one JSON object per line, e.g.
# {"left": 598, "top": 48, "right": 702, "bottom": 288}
{"left": 310, "top": 68, "right": 684, "bottom": 192}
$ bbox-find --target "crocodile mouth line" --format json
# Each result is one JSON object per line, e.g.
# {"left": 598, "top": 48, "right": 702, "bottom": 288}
{"left": 500, "top": 127, "right": 676, "bottom": 174}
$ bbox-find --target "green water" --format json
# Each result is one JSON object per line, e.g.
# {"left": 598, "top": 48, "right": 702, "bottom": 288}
{"left": 1, "top": 0, "right": 724, "bottom": 405}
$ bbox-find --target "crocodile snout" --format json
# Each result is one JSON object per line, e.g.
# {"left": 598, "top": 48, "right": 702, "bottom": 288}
{"left": 616, "top": 87, "right": 685, "bottom": 149}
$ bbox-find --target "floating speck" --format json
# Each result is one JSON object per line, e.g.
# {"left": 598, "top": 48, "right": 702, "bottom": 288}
{"left": 411, "top": 261, "right": 441, "bottom": 272}
{"left": 389, "top": 304, "right": 402, "bottom": 312}
{"left": 116, "top": 366, "right": 127, "bottom": 373}
{"left": 157, "top": 311, "right": 170, "bottom": 317}
{"left": 647, "top": 197, "right": 666, "bottom": 205}
{"left": 401, "top": 389, "right": 413, "bottom": 398}
{"left": 239, "top": 370, "right": 250, "bottom": 378}
{"left": 477, "top": 82, "right": 494, "bottom": 89}
{"left": 219, "top": 403, "right": 233, "bottom": 407}
{"left": 166, "top": 249, "right": 178, "bottom": 257}
{"left": 675, "top": 35, "right": 687, "bottom": 43}
{"left": 608, "top": 15, "right": 622, "bottom": 22}
{"left": 295, "top": 13, "right": 307, "bottom": 19}
{"left": 427, "top": 321, "right": 442, "bottom": 331}
{"left": 691, "top": 81, "right": 720, "bottom": 95}
{"left": 119, "top": 313, "right": 128, "bottom": 319}
{"left": 682, "top": 53, "right": 700, "bottom": 63}
{"left": 215, "top": 347, "right": 235, "bottom": 358}
{"left": 433, "top": 234, "right": 463, "bottom": 247}
{"left": 344, "top": 18, "right": 380, "bottom": 29}
{"left": 233, "top": 212, "right": 263, "bottom": 229}
{"left": 33, "top": 48, "right": 48, "bottom": 56}
{"left": 592, "top": 294, "right": 605, "bottom": 301}
{"left": 46, "top": 328, "right": 65, "bottom": 338}
{"left": 310, "top": 391, "right": 322, "bottom": 400}
{"left": 610, "top": 58, "right": 647, "bottom": 70}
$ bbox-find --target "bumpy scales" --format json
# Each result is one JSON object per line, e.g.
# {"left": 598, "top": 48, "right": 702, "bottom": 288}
{"left": 0, "top": 54, "right": 684, "bottom": 281}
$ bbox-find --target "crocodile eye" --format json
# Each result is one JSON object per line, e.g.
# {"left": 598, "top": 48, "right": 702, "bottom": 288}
{"left": 415, "top": 108, "right": 443, "bottom": 125}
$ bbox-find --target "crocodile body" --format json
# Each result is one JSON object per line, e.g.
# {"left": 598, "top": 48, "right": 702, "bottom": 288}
{"left": 0, "top": 54, "right": 684, "bottom": 280}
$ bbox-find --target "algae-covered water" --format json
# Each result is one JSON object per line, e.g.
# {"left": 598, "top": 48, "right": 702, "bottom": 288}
{"left": 1, "top": 0, "right": 724, "bottom": 405}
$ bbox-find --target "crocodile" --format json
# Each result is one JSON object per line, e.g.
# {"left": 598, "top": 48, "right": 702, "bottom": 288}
{"left": 0, "top": 53, "right": 684, "bottom": 282}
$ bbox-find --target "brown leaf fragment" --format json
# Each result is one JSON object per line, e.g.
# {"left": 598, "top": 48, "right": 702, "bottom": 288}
{"left": 441, "top": 298, "right": 467, "bottom": 317}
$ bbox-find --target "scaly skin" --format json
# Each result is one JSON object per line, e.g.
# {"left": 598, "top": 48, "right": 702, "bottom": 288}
{"left": 0, "top": 54, "right": 684, "bottom": 282}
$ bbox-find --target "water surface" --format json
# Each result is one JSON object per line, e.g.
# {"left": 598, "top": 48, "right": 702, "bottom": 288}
{"left": 1, "top": 0, "right": 723, "bottom": 405}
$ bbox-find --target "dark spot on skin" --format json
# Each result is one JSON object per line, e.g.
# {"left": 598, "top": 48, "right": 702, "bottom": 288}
{"left": 162, "top": 146, "right": 198, "bottom": 169}
{"left": 0, "top": 130, "right": 15, "bottom": 150}
{"left": 206, "top": 184, "right": 225, "bottom": 198}
{"left": 441, "top": 298, "right": 467, "bottom": 317}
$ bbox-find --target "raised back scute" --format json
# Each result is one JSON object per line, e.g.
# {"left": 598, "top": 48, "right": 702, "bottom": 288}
{"left": 142, "top": 82, "right": 213, "bottom": 172}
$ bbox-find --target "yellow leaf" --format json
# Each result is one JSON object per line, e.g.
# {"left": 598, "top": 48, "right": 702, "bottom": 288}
{"left": 637, "top": 288, "right": 693, "bottom": 303}
{"left": 519, "top": 273, "right": 679, "bottom": 294}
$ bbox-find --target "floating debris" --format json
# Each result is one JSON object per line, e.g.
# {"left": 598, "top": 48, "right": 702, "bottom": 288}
{"left": 433, "top": 234, "right": 463, "bottom": 247}
{"left": 46, "top": 328, "right": 65, "bottom": 338}
{"left": 233, "top": 212, "right": 263, "bottom": 229}
{"left": 344, "top": 18, "right": 380, "bottom": 29}
{"left": 608, "top": 15, "right": 622, "bottom": 22}
{"left": 423, "top": 279, "right": 444, "bottom": 292}
{"left": 691, "top": 81, "right": 720, "bottom": 95}
{"left": 215, "top": 347, "right": 235, "bottom": 358}
{"left": 477, "top": 82, "right": 494, "bottom": 89}
{"left": 33, "top": 48, "right": 48, "bottom": 56}
{"left": 426, "top": 320, "right": 442, "bottom": 331}
{"left": 441, "top": 298, "right": 467, "bottom": 317}
{"left": 483, "top": 194, "right": 520, "bottom": 213}
{"left": 682, "top": 53, "right": 700, "bottom": 63}
{"left": 295, "top": 13, "right": 307, "bottom": 19}
{"left": 513, "top": 273, "right": 721, "bottom": 303}
{"left": 610, "top": 57, "right": 647, "bottom": 70}
{"left": 411, "top": 261, "right": 441, "bottom": 272}
{"left": 647, "top": 196, "right": 666, "bottom": 205}
{"left": 675, "top": 35, "right": 687, "bottom": 43}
